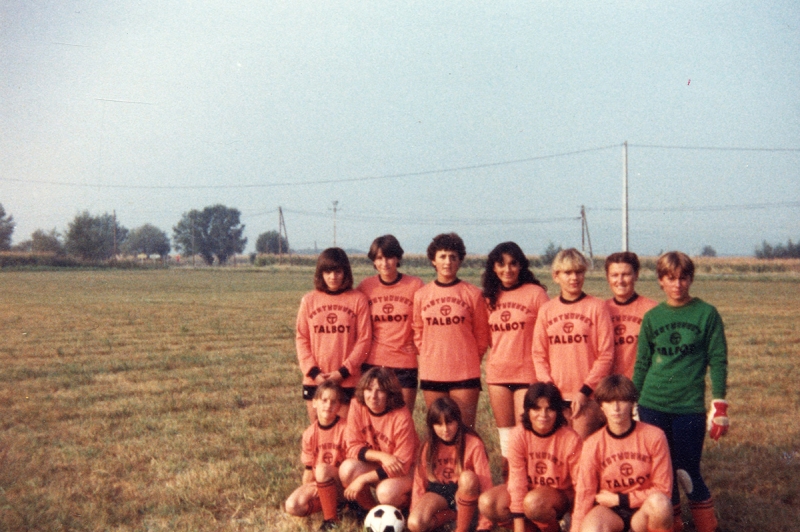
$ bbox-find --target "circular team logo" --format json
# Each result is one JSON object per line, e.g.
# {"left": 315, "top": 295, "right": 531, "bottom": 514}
{"left": 442, "top": 467, "right": 455, "bottom": 480}
{"left": 620, "top": 463, "right": 633, "bottom": 476}
{"left": 501, "top": 310, "right": 511, "bottom": 322}
{"left": 382, "top": 303, "right": 394, "bottom": 314}
{"left": 326, "top": 313, "right": 338, "bottom": 324}
{"left": 322, "top": 452, "right": 334, "bottom": 465}
{"left": 440, "top": 305, "right": 452, "bottom": 316}
{"left": 615, "top": 324, "right": 627, "bottom": 336}
{"left": 535, "top": 461, "right": 548, "bottom": 475}
{"left": 563, "top": 322, "right": 574, "bottom": 334}
{"left": 670, "top": 332, "right": 682, "bottom": 345}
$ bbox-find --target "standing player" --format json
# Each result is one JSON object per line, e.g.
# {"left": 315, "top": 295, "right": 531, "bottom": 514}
{"left": 481, "top": 242, "right": 549, "bottom": 474}
{"left": 357, "top": 235, "right": 425, "bottom": 411}
{"left": 408, "top": 397, "right": 494, "bottom": 532}
{"left": 571, "top": 374, "right": 673, "bottom": 532}
{"left": 296, "top": 248, "right": 372, "bottom": 422}
{"left": 479, "top": 383, "right": 582, "bottom": 532}
{"left": 340, "top": 367, "right": 420, "bottom": 515}
{"left": 633, "top": 252, "right": 729, "bottom": 532}
{"left": 532, "top": 248, "right": 614, "bottom": 439}
{"left": 284, "top": 381, "right": 348, "bottom": 531}
{"left": 413, "top": 232, "right": 490, "bottom": 429}
{"left": 604, "top": 252, "right": 657, "bottom": 379}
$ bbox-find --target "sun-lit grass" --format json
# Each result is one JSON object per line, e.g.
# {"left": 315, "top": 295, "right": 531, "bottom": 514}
{"left": 1, "top": 265, "right": 798, "bottom": 531}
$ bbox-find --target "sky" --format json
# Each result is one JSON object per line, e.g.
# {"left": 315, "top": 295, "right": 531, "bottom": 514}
{"left": 1, "top": 1, "right": 799, "bottom": 257}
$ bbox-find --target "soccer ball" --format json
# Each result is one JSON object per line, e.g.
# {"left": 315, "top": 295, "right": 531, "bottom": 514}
{"left": 363, "top": 504, "right": 405, "bottom": 532}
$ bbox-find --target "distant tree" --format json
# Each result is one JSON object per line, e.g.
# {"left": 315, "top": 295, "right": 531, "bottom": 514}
{"left": 256, "top": 230, "right": 289, "bottom": 254}
{"left": 700, "top": 245, "right": 717, "bottom": 257}
{"left": 755, "top": 238, "right": 800, "bottom": 259}
{"left": 32, "top": 228, "right": 65, "bottom": 254}
{"left": 65, "top": 211, "right": 128, "bottom": 261}
{"left": 173, "top": 205, "right": 247, "bottom": 265}
{"left": 541, "top": 242, "right": 563, "bottom": 266}
{"left": 0, "top": 203, "right": 15, "bottom": 251}
{"left": 123, "top": 224, "right": 171, "bottom": 257}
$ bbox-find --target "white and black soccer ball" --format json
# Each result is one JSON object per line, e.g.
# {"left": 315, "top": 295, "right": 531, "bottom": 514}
{"left": 363, "top": 504, "right": 405, "bottom": 532}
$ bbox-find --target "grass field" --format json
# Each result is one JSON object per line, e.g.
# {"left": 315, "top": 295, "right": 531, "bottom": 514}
{"left": 1, "top": 264, "right": 799, "bottom": 531}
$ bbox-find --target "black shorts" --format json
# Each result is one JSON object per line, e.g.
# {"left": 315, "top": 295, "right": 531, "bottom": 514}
{"left": 420, "top": 378, "right": 482, "bottom": 392}
{"left": 609, "top": 505, "right": 637, "bottom": 532}
{"left": 302, "top": 385, "right": 355, "bottom": 402}
{"left": 361, "top": 363, "right": 419, "bottom": 390}
{"left": 427, "top": 482, "right": 458, "bottom": 510}
{"left": 489, "top": 382, "right": 530, "bottom": 392}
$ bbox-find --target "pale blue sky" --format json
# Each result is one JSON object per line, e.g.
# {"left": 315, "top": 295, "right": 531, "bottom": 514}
{"left": 2, "top": 1, "right": 798, "bottom": 256}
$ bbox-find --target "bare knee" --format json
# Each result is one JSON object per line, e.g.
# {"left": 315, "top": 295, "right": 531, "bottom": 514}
{"left": 478, "top": 485, "right": 510, "bottom": 522}
{"left": 457, "top": 470, "right": 480, "bottom": 497}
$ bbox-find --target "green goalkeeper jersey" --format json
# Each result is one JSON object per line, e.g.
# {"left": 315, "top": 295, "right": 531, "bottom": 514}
{"left": 633, "top": 298, "right": 727, "bottom": 414}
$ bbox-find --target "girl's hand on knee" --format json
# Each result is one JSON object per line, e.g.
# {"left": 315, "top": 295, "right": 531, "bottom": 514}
{"left": 594, "top": 490, "right": 620, "bottom": 508}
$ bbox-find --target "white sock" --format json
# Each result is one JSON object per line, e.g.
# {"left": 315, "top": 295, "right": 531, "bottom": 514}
{"left": 498, "top": 427, "right": 511, "bottom": 457}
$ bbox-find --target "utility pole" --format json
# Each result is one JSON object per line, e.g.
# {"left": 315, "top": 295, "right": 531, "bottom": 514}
{"left": 581, "top": 205, "right": 593, "bottom": 259}
{"left": 331, "top": 200, "right": 339, "bottom": 247}
{"left": 622, "top": 141, "right": 629, "bottom": 251}
{"left": 278, "top": 207, "right": 291, "bottom": 264}
{"left": 112, "top": 210, "right": 117, "bottom": 258}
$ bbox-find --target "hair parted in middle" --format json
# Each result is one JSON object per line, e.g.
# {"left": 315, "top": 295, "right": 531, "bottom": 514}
{"left": 354, "top": 366, "right": 406, "bottom": 412}
{"left": 594, "top": 374, "right": 640, "bottom": 404}
{"left": 551, "top": 247, "right": 590, "bottom": 274}
{"left": 656, "top": 250, "right": 695, "bottom": 282}
{"left": 520, "top": 382, "right": 569, "bottom": 433}
{"left": 423, "top": 397, "right": 475, "bottom": 481}
{"left": 482, "top": 241, "right": 545, "bottom": 310}
{"left": 313, "top": 379, "right": 345, "bottom": 403}
{"left": 604, "top": 251, "right": 641, "bottom": 275}
{"left": 426, "top": 232, "right": 466, "bottom": 262}
{"left": 313, "top": 247, "right": 354, "bottom": 292}
{"left": 367, "top": 234, "right": 404, "bottom": 266}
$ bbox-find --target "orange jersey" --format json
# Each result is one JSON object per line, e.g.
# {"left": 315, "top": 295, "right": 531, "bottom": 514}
{"left": 571, "top": 421, "right": 673, "bottom": 532}
{"left": 357, "top": 274, "right": 425, "bottom": 368}
{"left": 295, "top": 289, "right": 372, "bottom": 388}
{"left": 301, "top": 415, "right": 347, "bottom": 471}
{"left": 605, "top": 294, "right": 657, "bottom": 379}
{"left": 486, "top": 283, "right": 549, "bottom": 384}
{"left": 412, "top": 279, "right": 491, "bottom": 382}
{"left": 345, "top": 403, "right": 419, "bottom": 478}
{"left": 531, "top": 294, "right": 614, "bottom": 395}
{"left": 507, "top": 424, "right": 582, "bottom": 515}
{"left": 411, "top": 432, "right": 493, "bottom": 530}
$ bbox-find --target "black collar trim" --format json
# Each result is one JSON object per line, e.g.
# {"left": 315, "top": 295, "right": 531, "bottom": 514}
{"left": 607, "top": 420, "right": 636, "bottom": 439}
{"left": 559, "top": 292, "right": 587, "bottom": 304}
{"left": 435, "top": 278, "right": 461, "bottom": 288}
{"left": 379, "top": 273, "right": 402, "bottom": 286}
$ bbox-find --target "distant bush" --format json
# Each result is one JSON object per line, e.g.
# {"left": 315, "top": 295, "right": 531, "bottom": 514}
{"left": 0, "top": 252, "right": 163, "bottom": 269}
{"left": 755, "top": 239, "right": 800, "bottom": 259}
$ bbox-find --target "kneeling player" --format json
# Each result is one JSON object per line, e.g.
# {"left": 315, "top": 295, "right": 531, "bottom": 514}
{"left": 479, "top": 382, "right": 582, "bottom": 532}
{"left": 571, "top": 375, "right": 672, "bottom": 532}
{"left": 285, "top": 381, "right": 348, "bottom": 531}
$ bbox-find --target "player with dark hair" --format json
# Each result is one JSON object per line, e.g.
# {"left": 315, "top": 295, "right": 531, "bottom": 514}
{"left": 604, "top": 252, "right": 657, "bottom": 379}
{"left": 633, "top": 251, "right": 728, "bottom": 532}
{"left": 413, "top": 232, "right": 490, "bottom": 429}
{"left": 571, "top": 375, "right": 673, "bottom": 532}
{"left": 481, "top": 241, "right": 548, "bottom": 474}
{"left": 340, "top": 367, "right": 419, "bottom": 516}
{"left": 408, "top": 397, "right": 493, "bottom": 532}
{"left": 532, "top": 248, "right": 614, "bottom": 439}
{"left": 358, "top": 235, "right": 425, "bottom": 411}
{"left": 296, "top": 247, "right": 372, "bottom": 422}
{"left": 479, "top": 382, "right": 582, "bottom": 532}
{"left": 285, "top": 381, "right": 348, "bottom": 531}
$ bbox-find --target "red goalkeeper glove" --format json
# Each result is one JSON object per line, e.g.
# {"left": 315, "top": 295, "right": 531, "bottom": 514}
{"left": 706, "top": 399, "right": 729, "bottom": 441}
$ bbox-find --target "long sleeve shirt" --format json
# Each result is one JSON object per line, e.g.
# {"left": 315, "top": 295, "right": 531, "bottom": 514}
{"left": 571, "top": 421, "right": 673, "bottom": 532}
{"left": 531, "top": 293, "right": 615, "bottom": 396}
{"left": 301, "top": 416, "right": 347, "bottom": 471}
{"left": 357, "top": 273, "right": 425, "bottom": 369}
{"left": 295, "top": 288, "right": 372, "bottom": 388}
{"left": 345, "top": 402, "right": 419, "bottom": 479}
{"left": 412, "top": 279, "right": 491, "bottom": 382}
{"left": 486, "top": 283, "right": 549, "bottom": 385}
{"left": 605, "top": 294, "right": 657, "bottom": 379}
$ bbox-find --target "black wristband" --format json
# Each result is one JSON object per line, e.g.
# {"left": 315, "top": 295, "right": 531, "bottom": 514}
{"left": 376, "top": 467, "right": 388, "bottom": 480}
{"left": 357, "top": 447, "right": 369, "bottom": 462}
{"left": 580, "top": 384, "right": 593, "bottom": 397}
{"left": 308, "top": 366, "right": 322, "bottom": 380}
{"left": 338, "top": 366, "right": 351, "bottom": 380}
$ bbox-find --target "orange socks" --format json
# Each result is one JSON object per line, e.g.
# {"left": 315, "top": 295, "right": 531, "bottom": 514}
{"left": 316, "top": 479, "right": 339, "bottom": 522}
{"left": 354, "top": 485, "right": 377, "bottom": 512}
{"left": 690, "top": 498, "right": 718, "bottom": 532}
{"left": 455, "top": 494, "right": 478, "bottom": 532}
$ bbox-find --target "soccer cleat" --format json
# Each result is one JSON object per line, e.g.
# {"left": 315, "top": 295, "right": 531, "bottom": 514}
{"left": 317, "top": 519, "right": 339, "bottom": 531}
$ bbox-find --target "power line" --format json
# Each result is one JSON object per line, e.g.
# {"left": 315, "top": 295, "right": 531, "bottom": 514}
{"left": 281, "top": 207, "right": 579, "bottom": 226}
{"left": 588, "top": 201, "right": 800, "bottom": 213}
{"left": 628, "top": 143, "right": 800, "bottom": 152}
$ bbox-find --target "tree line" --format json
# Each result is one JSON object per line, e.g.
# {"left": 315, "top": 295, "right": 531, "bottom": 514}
{"left": 0, "top": 203, "right": 289, "bottom": 265}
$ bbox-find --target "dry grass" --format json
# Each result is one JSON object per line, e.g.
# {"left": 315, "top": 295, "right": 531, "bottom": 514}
{"left": 0, "top": 266, "right": 798, "bottom": 531}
